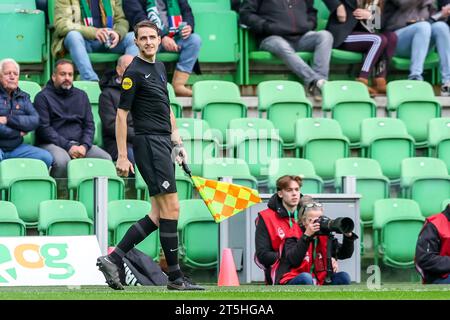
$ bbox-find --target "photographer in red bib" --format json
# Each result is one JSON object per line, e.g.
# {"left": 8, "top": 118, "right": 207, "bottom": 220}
{"left": 255, "top": 175, "right": 358, "bottom": 285}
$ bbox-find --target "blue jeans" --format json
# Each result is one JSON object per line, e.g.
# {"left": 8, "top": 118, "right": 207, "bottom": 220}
{"left": 329, "top": 271, "right": 351, "bottom": 285}
{"left": 159, "top": 33, "right": 201, "bottom": 73}
{"left": 0, "top": 144, "right": 53, "bottom": 168}
{"left": 64, "top": 31, "right": 139, "bottom": 81}
{"left": 431, "top": 275, "right": 450, "bottom": 284}
{"left": 288, "top": 272, "right": 314, "bottom": 285}
{"left": 260, "top": 30, "right": 333, "bottom": 86}
{"left": 395, "top": 21, "right": 450, "bottom": 83}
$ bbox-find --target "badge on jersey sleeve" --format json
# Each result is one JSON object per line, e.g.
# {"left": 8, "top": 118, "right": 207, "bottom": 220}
{"left": 122, "top": 77, "right": 133, "bottom": 90}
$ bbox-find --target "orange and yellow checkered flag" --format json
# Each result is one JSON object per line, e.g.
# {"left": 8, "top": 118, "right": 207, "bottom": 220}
{"left": 191, "top": 176, "right": 262, "bottom": 223}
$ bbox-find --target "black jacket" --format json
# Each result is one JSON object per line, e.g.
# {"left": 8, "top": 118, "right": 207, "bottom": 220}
{"left": 382, "top": 0, "right": 436, "bottom": 32}
{"left": 240, "top": 0, "right": 318, "bottom": 43}
{"left": 123, "top": 0, "right": 195, "bottom": 34}
{"left": 255, "top": 193, "right": 305, "bottom": 284}
{"left": 0, "top": 85, "right": 39, "bottom": 151}
{"left": 324, "top": 0, "right": 361, "bottom": 48}
{"left": 99, "top": 70, "right": 135, "bottom": 156}
{"left": 34, "top": 80, "right": 95, "bottom": 151}
{"left": 415, "top": 205, "right": 450, "bottom": 284}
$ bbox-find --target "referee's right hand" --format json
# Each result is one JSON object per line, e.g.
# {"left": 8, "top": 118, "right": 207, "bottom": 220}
{"left": 116, "top": 157, "right": 134, "bottom": 177}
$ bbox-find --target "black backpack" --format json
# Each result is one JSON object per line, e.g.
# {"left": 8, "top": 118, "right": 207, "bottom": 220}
{"left": 118, "top": 248, "right": 168, "bottom": 286}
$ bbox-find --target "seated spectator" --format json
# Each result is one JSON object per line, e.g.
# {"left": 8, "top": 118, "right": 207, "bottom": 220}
{"left": 99, "top": 54, "right": 135, "bottom": 164}
{"left": 34, "top": 59, "right": 112, "bottom": 178}
{"left": 123, "top": 0, "right": 201, "bottom": 96}
{"left": 0, "top": 58, "right": 53, "bottom": 168}
{"left": 325, "top": 0, "right": 397, "bottom": 95}
{"left": 382, "top": 0, "right": 450, "bottom": 96}
{"left": 240, "top": 0, "right": 333, "bottom": 101}
{"left": 52, "top": 0, "right": 139, "bottom": 81}
{"left": 415, "top": 204, "right": 450, "bottom": 284}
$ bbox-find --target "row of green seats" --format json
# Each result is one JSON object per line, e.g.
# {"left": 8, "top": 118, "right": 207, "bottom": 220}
{"left": 0, "top": 198, "right": 218, "bottom": 270}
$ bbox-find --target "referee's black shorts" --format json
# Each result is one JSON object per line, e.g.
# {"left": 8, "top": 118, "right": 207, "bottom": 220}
{"left": 133, "top": 134, "right": 177, "bottom": 197}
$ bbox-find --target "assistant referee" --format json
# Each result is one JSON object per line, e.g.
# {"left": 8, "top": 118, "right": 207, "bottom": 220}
{"left": 97, "top": 20, "right": 204, "bottom": 291}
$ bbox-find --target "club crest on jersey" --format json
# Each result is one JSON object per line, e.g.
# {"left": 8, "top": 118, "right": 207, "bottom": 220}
{"left": 122, "top": 77, "right": 133, "bottom": 90}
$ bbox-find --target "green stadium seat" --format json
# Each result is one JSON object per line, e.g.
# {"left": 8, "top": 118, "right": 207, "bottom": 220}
{"left": 188, "top": 0, "right": 230, "bottom": 11}
{"left": 0, "top": 159, "right": 56, "bottom": 227}
{"left": 176, "top": 118, "right": 220, "bottom": 176}
{"left": 373, "top": 199, "right": 425, "bottom": 268}
{"left": 400, "top": 157, "right": 450, "bottom": 218}
{"left": 192, "top": 80, "right": 247, "bottom": 146}
{"left": 19, "top": 80, "right": 42, "bottom": 145}
{"left": 257, "top": 80, "right": 312, "bottom": 149}
{"left": 18, "top": 80, "right": 41, "bottom": 101}
{"left": 0, "top": 9, "right": 49, "bottom": 84}
{"left": 0, "top": 201, "right": 26, "bottom": 236}
{"left": 38, "top": 200, "right": 93, "bottom": 236}
{"left": 185, "top": 4, "right": 244, "bottom": 84}
{"left": 335, "top": 158, "right": 389, "bottom": 226}
{"left": 167, "top": 82, "right": 183, "bottom": 117}
{"left": 67, "top": 159, "right": 124, "bottom": 219}
{"left": 228, "top": 118, "right": 283, "bottom": 181}
{"left": 322, "top": 81, "right": 377, "bottom": 148}
{"left": 0, "top": 0, "right": 36, "bottom": 12}
{"left": 391, "top": 52, "right": 440, "bottom": 85}
{"left": 134, "top": 165, "right": 194, "bottom": 201}
{"left": 295, "top": 118, "right": 350, "bottom": 182}
{"left": 387, "top": 80, "right": 441, "bottom": 148}
{"left": 178, "top": 199, "right": 218, "bottom": 269}
{"left": 267, "top": 158, "right": 323, "bottom": 194}
{"left": 243, "top": 28, "right": 313, "bottom": 85}
{"left": 108, "top": 200, "right": 160, "bottom": 261}
{"left": 73, "top": 81, "right": 103, "bottom": 147}
{"left": 428, "top": 118, "right": 450, "bottom": 172}
{"left": 360, "top": 118, "right": 415, "bottom": 181}
{"left": 202, "top": 158, "right": 258, "bottom": 189}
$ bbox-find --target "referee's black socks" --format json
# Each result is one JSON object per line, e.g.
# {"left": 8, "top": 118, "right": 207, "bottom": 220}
{"left": 109, "top": 215, "right": 158, "bottom": 266}
{"left": 159, "top": 218, "right": 183, "bottom": 281}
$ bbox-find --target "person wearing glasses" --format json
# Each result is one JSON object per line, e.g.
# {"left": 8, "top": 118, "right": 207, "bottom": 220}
{"left": 255, "top": 175, "right": 309, "bottom": 285}
{"left": 280, "top": 201, "right": 357, "bottom": 285}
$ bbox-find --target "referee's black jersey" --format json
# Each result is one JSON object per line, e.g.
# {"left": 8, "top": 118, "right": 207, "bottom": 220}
{"left": 118, "top": 57, "right": 171, "bottom": 135}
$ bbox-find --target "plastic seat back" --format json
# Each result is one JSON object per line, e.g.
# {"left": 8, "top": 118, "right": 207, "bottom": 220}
{"left": 38, "top": 200, "right": 92, "bottom": 236}
{"left": 257, "top": 80, "right": 312, "bottom": 148}
{"left": 0, "top": 201, "right": 26, "bottom": 236}
{"left": 387, "top": 80, "right": 441, "bottom": 147}
{"left": 322, "top": 81, "right": 377, "bottom": 147}
{"left": 202, "top": 158, "right": 258, "bottom": 189}
{"left": 178, "top": 199, "right": 218, "bottom": 268}
{"left": 108, "top": 200, "right": 159, "bottom": 260}
{"left": 428, "top": 118, "right": 450, "bottom": 171}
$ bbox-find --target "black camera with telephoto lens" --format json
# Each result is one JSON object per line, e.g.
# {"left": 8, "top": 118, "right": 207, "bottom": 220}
{"left": 313, "top": 216, "right": 354, "bottom": 235}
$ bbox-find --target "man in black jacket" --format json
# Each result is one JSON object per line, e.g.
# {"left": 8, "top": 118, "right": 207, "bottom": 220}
{"left": 99, "top": 55, "right": 135, "bottom": 165}
{"left": 34, "top": 59, "right": 112, "bottom": 178}
{"left": 123, "top": 0, "right": 201, "bottom": 97}
{"left": 240, "top": 0, "right": 333, "bottom": 101}
{"left": 415, "top": 204, "right": 450, "bottom": 284}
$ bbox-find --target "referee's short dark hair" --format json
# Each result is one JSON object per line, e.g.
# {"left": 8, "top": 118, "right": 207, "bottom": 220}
{"left": 134, "top": 20, "right": 160, "bottom": 38}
